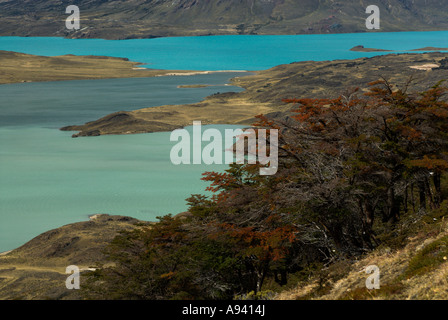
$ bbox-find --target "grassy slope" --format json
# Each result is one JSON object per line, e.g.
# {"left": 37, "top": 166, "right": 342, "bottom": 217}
{"left": 1, "top": 198, "right": 447, "bottom": 300}
{"left": 276, "top": 202, "right": 448, "bottom": 300}
{"left": 0, "top": 214, "right": 151, "bottom": 300}
{"left": 0, "top": 50, "right": 195, "bottom": 85}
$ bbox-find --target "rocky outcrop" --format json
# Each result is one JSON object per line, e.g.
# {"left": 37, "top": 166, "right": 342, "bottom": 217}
{"left": 0, "top": 214, "right": 151, "bottom": 300}
{"left": 350, "top": 45, "right": 392, "bottom": 52}
{"left": 60, "top": 111, "right": 181, "bottom": 137}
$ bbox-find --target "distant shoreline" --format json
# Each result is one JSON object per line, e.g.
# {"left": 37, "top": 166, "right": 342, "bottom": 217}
{"left": 61, "top": 52, "right": 448, "bottom": 138}
{"left": 159, "top": 70, "right": 248, "bottom": 76}
{"left": 351, "top": 45, "right": 448, "bottom": 52}
{"left": 410, "top": 47, "right": 448, "bottom": 51}
{"left": 0, "top": 50, "right": 249, "bottom": 85}
{"left": 0, "top": 50, "right": 201, "bottom": 85}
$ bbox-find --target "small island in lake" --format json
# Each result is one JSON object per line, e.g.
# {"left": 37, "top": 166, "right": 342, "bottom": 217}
{"left": 350, "top": 45, "right": 392, "bottom": 52}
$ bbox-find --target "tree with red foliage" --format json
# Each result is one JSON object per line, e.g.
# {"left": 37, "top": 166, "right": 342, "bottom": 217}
{"left": 84, "top": 80, "right": 448, "bottom": 299}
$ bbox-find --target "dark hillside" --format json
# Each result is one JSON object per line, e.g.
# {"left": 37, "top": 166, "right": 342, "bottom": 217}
{"left": 0, "top": 0, "right": 447, "bottom": 39}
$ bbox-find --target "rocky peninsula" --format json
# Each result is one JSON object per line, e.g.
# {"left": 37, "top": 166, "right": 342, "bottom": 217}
{"left": 0, "top": 50, "right": 196, "bottom": 85}
{"left": 61, "top": 52, "right": 448, "bottom": 137}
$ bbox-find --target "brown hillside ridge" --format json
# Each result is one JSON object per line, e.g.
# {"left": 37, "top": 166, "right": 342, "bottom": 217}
{"left": 0, "top": 50, "right": 197, "bottom": 85}
{"left": 0, "top": 0, "right": 448, "bottom": 39}
{"left": 0, "top": 214, "right": 152, "bottom": 300}
{"left": 61, "top": 52, "right": 448, "bottom": 138}
{"left": 1, "top": 202, "right": 447, "bottom": 299}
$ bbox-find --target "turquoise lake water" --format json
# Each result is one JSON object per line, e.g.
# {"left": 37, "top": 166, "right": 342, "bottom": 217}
{"left": 0, "top": 31, "right": 447, "bottom": 251}
{"left": 1, "top": 31, "right": 447, "bottom": 70}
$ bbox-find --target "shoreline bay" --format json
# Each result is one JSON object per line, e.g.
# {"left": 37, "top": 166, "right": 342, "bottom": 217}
{"left": 61, "top": 52, "right": 448, "bottom": 137}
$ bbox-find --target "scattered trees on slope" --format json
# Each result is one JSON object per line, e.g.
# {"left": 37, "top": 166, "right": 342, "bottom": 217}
{"left": 83, "top": 80, "right": 448, "bottom": 299}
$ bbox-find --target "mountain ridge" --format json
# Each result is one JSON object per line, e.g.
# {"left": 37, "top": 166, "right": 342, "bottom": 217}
{"left": 0, "top": 0, "right": 447, "bottom": 39}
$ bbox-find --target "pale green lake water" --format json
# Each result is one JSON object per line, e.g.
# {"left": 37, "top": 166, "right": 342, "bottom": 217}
{"left": 0, "top": 74, "right": 244, "bottom": 252}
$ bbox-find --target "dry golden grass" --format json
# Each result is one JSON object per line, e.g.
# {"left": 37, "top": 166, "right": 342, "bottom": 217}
{"left": 0, "top": 214, "right": 149, "bottom": 300}
{"left": 277, "top": 220, "right": 448, "bottom": 300}
{"left": 0, "top": 50, "right": 195, "bottom": 85}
